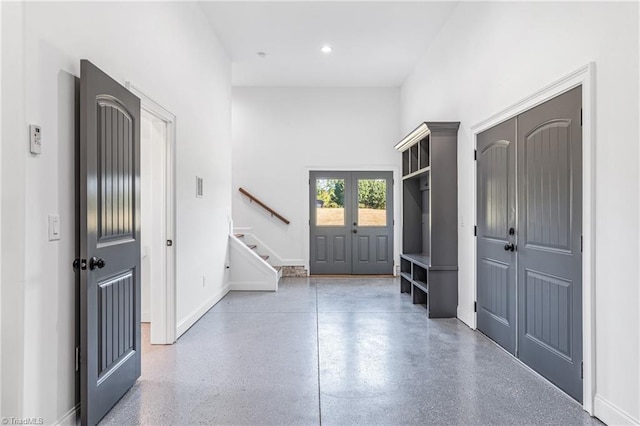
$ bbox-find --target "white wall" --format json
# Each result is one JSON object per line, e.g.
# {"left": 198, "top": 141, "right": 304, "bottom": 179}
{"left": 401, "top": 2, "right": 639, "bottom": 424}
{"left": 1, "top": 3, "right": 26, "bottom": 419}
{"left": 1, "top": 2, "right": 232, "bottom": 424}
{"left": 232, "top": 88, "right": 400, "bottom": 267}
{"left": 0, "top": 1, "right": 4, "bottom": 418}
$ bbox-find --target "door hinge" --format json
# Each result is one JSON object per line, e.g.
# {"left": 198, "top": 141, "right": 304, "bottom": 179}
{"left": 580, "top": 235, "right": 583, "bottom": 253}
{"left": 474, "top": 225, "right": 477, "bottom": 237}
{"left": 580, "top": 108, "right": 583, "bottom": 126}
{"left": 474, "top": 149, "right": 477, "bottom": 160}
{"left": 166, "top": 239, "right": 173, "bottom": 247}
{"left": 75, "top": 347, "right": 80, "bottom": 371}
{"left": 474, "top": 301, "right": 477, "bottom": 313}
{"left": 581, "top": 361, "right": 583, "bottom": 379}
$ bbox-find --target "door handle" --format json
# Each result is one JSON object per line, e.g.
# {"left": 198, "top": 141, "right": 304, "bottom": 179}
{"left": 73, "top": 258, "right": 87, "bottom": 271}
{"left": 504, "top": 243, "right": 515, "bottom": 252}
{"left": 89, "top": 257, "right": 106, "bottom": 270}
{"left": 352, "top": 229, "right": 358, "bottom": 234}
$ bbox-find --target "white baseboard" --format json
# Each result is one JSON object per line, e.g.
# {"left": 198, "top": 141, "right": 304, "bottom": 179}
{"left": 594, "top": 394, "right": 639, "bottom": 425}
{"left": 229, "top": 280, "right": 277, "bottom": 291}
{"left": 176, "top": 284, "right": 230, "bottom": 338}
{"left": 56, "top": 403, "right": 79, "bottom": 426}
{"left": 456, "top": 306, "right": 475, "bottom": 329}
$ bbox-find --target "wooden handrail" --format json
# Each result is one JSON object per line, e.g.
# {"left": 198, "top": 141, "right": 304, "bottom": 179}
{"left": 239, "top": 187, "right": 291, "bottom": 225}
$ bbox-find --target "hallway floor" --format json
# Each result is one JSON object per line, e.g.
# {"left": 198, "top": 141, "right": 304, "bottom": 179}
{"left": 101, "top": 277, "right": 600, "bottom": 425}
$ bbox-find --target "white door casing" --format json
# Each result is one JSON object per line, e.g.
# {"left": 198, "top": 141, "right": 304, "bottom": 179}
{"left": 470, "top": 63, "right": 595, "bottom": 414}
{"left": 126, "top": 82, "right": 177, "bottom": 345}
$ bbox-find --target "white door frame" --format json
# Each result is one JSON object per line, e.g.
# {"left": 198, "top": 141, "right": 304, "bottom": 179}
{"left": 470, "top": 63, "right": 595, "bottom": 414}
{"left": 303, "top": 165, "right": 401, "bottom": 275}
{"left": 126, "top": 82, "right": 177, "bottom": 345}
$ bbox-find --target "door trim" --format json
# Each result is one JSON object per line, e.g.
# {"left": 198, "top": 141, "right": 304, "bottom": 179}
{"left": 125, "top": 82, "right": 177, "bottom": 345}
{"left": 470, "top": 63, "right": 595, "bottom": 414}
{"left": 303, "top": 166, "right": 401, "bottom": 276}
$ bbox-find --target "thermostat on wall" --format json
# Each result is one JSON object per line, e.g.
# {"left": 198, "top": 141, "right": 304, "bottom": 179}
{"left": 30, "top": 124, "right": 42, "bottom": 154}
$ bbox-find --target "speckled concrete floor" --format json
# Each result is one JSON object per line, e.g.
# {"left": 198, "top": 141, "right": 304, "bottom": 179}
{"left": 100, "top": 277, "right": 601, "bottom": 425}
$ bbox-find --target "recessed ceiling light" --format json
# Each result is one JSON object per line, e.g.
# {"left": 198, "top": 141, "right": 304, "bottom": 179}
{"left": 257, "top": 52, "right": 267, "bottom": 58}
{"left": 321, "top": 45, "right": 333, "bottom": 54}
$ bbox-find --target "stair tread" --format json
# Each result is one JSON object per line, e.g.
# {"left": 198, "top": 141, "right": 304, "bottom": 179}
{"left": 234, "top": 233, "right": 244, "bottom": 238}
{"left": 247, "top": 244, "right": 257, "bottom": 249}
{"left": 260, "top": 255, "right": 269, "bottom": 260}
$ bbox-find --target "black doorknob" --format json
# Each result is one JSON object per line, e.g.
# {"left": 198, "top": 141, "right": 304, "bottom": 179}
{"left": 89, "top": 257, "right": 106, "bottom": 270}
{"left": 504, "top": 243, "right": 515, "bottom": 252}
{"left": 352, "top": 229, "right": 358, "bottom": 234}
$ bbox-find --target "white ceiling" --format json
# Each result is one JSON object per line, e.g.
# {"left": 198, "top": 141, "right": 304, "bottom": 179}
{"left": 200, "top": 2, "right": 459, "bottom": 87}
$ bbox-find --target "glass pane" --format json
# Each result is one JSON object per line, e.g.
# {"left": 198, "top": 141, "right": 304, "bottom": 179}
{"left": 357, "top": 179, "right": 387, "bottom": 227}
{"left": 316, "top": 178, "right": 345, "bottom": 226}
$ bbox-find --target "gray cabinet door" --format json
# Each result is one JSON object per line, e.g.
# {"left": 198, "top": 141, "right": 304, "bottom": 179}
{"left": 310, "top": 171, "right": 393, "bottom": 275}
{"left": 476, "top": 118, "right": 517, "bottom": 355}
{"left": 517, "top": 86, "right": 582, "bottom": 402}
{"left": 80, "top": 60, "right": 141, "bottom": 425}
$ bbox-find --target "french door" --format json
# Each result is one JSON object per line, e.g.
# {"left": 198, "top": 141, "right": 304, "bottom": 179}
{"left": 309, "top": 171, "right": 393, "bottom": 275}
{"left": 477, "top": 86, "right": 583, "bottom": 401}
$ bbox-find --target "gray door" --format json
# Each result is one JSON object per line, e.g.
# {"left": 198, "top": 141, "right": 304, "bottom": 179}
{"left": 517, "top": 86, "right": 582, "bottom": 401}
{"left": 80, "top": 60, "right": 141, "bottom": 425}
{"left": 351, "top": 171, "right": 394, "bottom": 274}
{"left": 310, "top": 171, "right": 393, "bottom": 275}
{"left": 310, "top": 171, "right": 352, "bottom": 274}
{"left": 476, "top": 118, "right": 517, "bottom": 355}
{"left": 476, "top": 86, "right": 583, "bottom": 402}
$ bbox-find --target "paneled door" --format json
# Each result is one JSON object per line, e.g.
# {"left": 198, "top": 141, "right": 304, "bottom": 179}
{"left": 476, "top": 118, "right": 517, "bottom": 355}
{"left": 310, "top": 171, "right": 393, "bottom": 275}
{"left": 476, "top": 86, "right": 582, "bottom": 402}
{"left": 80, "top": 60, "right": 141, "bottom": 425}
{"left": 310, "top": 171, "right": 353, "bottom": 274}
{"left": 352, "top": 172, "right": 394, "bottom": 274}
{"left": 517, "top": 86, "right": 582, "bottom": 402}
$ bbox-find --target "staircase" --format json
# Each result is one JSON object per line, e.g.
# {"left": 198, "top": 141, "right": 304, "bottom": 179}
{"left": 235, "top": 233, "right": 283, "bottom": 276}
{"left": 228, "top": 233, "right": 281, "bottom": 291}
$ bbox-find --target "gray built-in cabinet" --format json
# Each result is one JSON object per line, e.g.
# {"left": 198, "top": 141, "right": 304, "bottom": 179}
{"left": 396, "top": 122, "right": 459, "bottom": 318}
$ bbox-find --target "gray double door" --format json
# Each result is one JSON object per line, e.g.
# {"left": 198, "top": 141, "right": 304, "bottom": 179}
{"left": 476, "top": 87, "right": 583, "bottom": 401}
{"left": 79, "top": 60, "right": 141, "bottom": 425}
{"left": 310, "top": 171, "right": 393, "bottom": 275}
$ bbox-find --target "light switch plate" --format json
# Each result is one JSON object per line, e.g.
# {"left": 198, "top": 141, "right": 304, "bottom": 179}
{"left": 30, "top": 124, "right": 42, "bottom": 154}
{"left": 48, "top": 214, "right": 60, "bottom": 241}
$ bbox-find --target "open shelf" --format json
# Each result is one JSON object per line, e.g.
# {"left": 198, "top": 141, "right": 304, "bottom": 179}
{"left": 402, "top": 253, "right": 431, "bottom": 269}
{"left": 397, "top": 122, "right": 459, "bottom": 318}
{"left": 402, "top": 133, "right": 430, "bottom": 179}
{"left": 402, "top": 166, "right": 430, "bottom": 181}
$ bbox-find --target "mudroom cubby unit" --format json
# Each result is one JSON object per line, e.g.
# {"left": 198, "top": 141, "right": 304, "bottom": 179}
{"left": 395, "top": 122, "right": 459, "bottom": 318}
